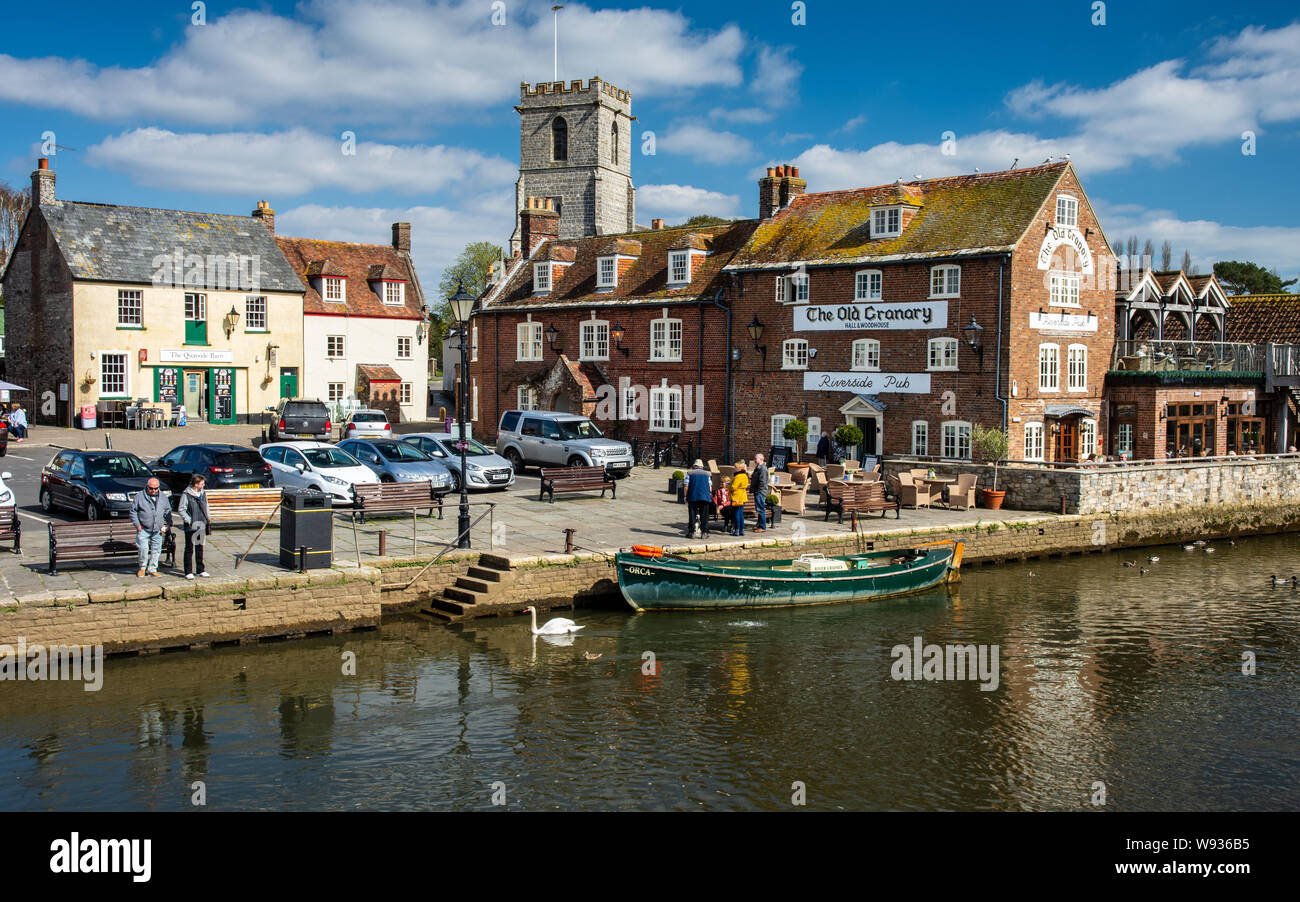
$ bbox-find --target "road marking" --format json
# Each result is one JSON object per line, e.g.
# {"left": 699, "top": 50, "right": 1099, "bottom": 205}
{"left": 17, "top": 511, "right": 56, "bottom": 524}
{"left": 5, "top": 455, "right": 36, "bottom": 461}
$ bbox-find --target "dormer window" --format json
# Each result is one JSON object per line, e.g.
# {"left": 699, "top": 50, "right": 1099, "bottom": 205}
{"left": 597, "top": 256, "right": 617, "bottom": 288}
{"left": 871, "top": 207, "right": 902, "bottom": 238}
{"left": 1056, "top": 195, "right": 1078, "bottom": 228}
{"left": 323, "top": 278, "right": 346, "bottom": 302}
{"left": 382, "top": 281, "right": 405, "bottom": 306}
{"left": 668, "top": 251, "right": 690, "bottom": 285}
{"left": 534, "top": 263, "right": 552, "bottom": 293}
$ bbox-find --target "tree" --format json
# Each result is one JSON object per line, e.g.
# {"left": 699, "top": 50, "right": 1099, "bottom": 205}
{"left": 1212, "top": 260, "right": 1297, "bottom": 295}
{"left": 970, "top": 424, "right": 1009, "bottom": 491}
{"left": 1181, "top": 249, "right": 1193, "bottom": 273}
{"left": 1160, "top": 240, "right": 1172, "bottom": 271}
{"left": 782, "top": 418, "right": 808, "bottom": 461}
{"left": 680, "top": 214, "right": 731, "bottom": 227}
{"left": 0, "top": 180, "right": 30, "bottom": 263}
{"left": 1142, "top": 239, "right": 1155, "bottom": 266}
{"left": 433, "top": 241, "right": 504, "bottom": 358}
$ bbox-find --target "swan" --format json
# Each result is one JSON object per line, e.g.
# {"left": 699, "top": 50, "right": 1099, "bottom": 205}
{"left": 525, "top": 606, "right": 585, "bottom": 635}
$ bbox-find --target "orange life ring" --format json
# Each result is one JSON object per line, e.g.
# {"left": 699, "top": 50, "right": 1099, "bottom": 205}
{"left": 632, "top": 545, "right": 663, "bottom": 558}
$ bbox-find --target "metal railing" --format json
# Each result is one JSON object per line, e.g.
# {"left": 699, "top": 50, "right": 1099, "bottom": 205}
{"left": 1270, "top": 344, "right": 1300, "bottom": 378}
{"left": 1110, "top": 340, "right": 1263, "bottom": 374}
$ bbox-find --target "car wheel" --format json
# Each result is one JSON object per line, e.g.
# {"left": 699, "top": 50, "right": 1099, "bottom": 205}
{"left": 567, "top": 456, "right": 587, "bottom": 468}
{"left": 40, "top": 488, "right": 53, "bottom": 512}
{"left": 381, "top": 475, "right": 395, "bottom": 483}
{"left": 85, "top": 499, "right": 102, "bottom": 520}
{"left": 449, "top": 471, "right": 462, "bottom": 493}
{"left": 504, "top": 448, "right": 524, "bottom": 474}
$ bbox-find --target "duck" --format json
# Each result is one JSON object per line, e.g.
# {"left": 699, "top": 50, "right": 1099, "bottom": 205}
{"left": 582, "top": 651, "right": 603, "bottom": 661}
{"left": 1203, "top": 547, "right": 1215, "bottom": 553}
{"left": 1123, "top": 561, "right": 1137, "bottom": 568}
{"left": 1027, "top": 571, "right": 1037, "bottom": 578}
{"left": 1269, "top": 575, "right": 1294, "bottom": 586}
{"left": 1183, "top": 545, "right": 1195, "bottom": 552}
{"left": 1140, "top": 568, "right": 1149, "bottom": 575}
{"left": 524, "top": 606, "right": 585, "bottom": 635}
{"left": 1148, "top": 556, "right": 1160, "bottom": 563}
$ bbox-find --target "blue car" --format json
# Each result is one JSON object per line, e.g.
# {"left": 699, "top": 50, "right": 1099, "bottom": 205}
{"left": 336, "top": 438, "right": 454, "bottom": 493}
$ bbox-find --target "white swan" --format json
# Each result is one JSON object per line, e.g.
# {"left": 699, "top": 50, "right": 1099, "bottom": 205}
{"left": 525, "top": 606, "right": 585, "bottom": 635}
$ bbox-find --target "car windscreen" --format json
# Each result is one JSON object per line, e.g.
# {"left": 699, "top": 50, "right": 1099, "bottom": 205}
{"left": 557, "top": 420, "right": 603, "bottom": 440}
{"left": 374, "top": 441, "right": 429, "bottom": 462}
{"left": 351, "top": 413, "right": 387, "bottom": 423}
{"left": 215, "top": 451, "right": 264, "bottom": 468}
{"left": 302, "top": 447, "right": 361, "bottom": 468}
{"left": 439, "top": 438, "right": 492, "bottom": 457}
{"left": 88, "top": 455, "right": 153, "bottom": 479}
{"left": 284, "top": 403, "right": 328, "bottom": 417}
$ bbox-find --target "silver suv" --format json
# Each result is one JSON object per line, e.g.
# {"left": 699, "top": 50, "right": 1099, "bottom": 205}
{"left": 495, "top": 410, "right": 633, "bottom": 477}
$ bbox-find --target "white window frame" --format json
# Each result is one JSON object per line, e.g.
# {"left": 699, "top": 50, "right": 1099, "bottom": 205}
{"left": 471, "top": 325, "right": 478, "bottom": 362}
{"left": 184, "top": 292, "right": 207, "bottom": 322}
{"left": 649, "top": 385, "right": 683, "bottom": 432}
{"left": 650, "top": 317, "right": 683, "bottom": 362}
{"left": 930, "top": 265, "right": 960, "bottom": 298}
{"left": 852, "top": 338, "right": 881, "bottom": 372}
{"left": 854, "top": 269, "right": 883, "bottom": 301}
{"left": 245, "top": 295, "right": 267, "bottom": 331}
{"left": 668, "top": 251, "right": 690, "bottom": 286}
{"left": 99, "top": 351, "right": 130, "bottom": 397}
{"left": 383, "top": 281, "right": 405, "bottom": 306}
{"left": 774, "top": 274, "right": 787, "bottom": 304}
{"left": 324, "top": 278, "right": 346, "bottom": 302}
{"left": 1118, "top": 423, "right": 1134, "bottom": 456}
{"left": 597, "top": 256, "right": 617, "bottom": 288}
{"left": 517, "top": 385, "right": 539, "bottom": 411}
{"left": 580, "top": 319, "right": 609, "bottom": 361}
{"left": 396, "top": 336, "right": 412, "bottom": 359}
{"left": 327, "top": 335, "right": 345, "bottom": 358}
{"left": 927, "top": 338, "right": 958, "bottom": 371}
{"left": 871, "top": 206, "right": 901, "bottom": 238}
{"left": 1067, "top": 344, "right": 1088, "bottom": 392}
{"left": 941, "top": 421, "right": 972, "bottom": 460}
{"left": 327, "top": 382, "right": 345, "bottom": 402}
{"left": 911, "top": 421, "right": 929, "bottom": 457}
{"left": 399, "top": 382, "right": 412, "bottom": 405}
{"left": 791, "top": 272, "right": 810, "bottom": 303}
{"left": 772, "top": 414, "right": 796, "bottom": 451}
{"left": 533, "top": 263, "right": 552, "bottom": 293}
{"left": 1039, "top": 343, "right": 1060, "bottom": 392}
{"left": 1050, "top": 271, "right": 1081, "bottom": 308}
{"left": 117, "top": 290, "right": 143, "bottom": 327}
{"left": 517, "top": 321, "right": 543, "bottom": 361}
{"left": 782, "top": 338, "right": 809, "bottom": 370}
{"left": 1056, "top": 194, "right": 1078, "bottom": 229}
{"left": 1079, "top": 418, "right": 1096, "bottom": 458}
{"left": 621, "top": 385, "right": 641, "bottom": 420}
{"left": 806, "top": 416, "right": 822, "bottom": 455}
{"left": 1024, "top": 422, "right": 1045, "bottom": 461}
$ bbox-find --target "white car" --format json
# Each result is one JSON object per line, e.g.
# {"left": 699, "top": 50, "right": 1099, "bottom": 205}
{"left": 401, "top": 433, "right": 516, "bottom": 491}
{"left": 0, "top": 471, "right": 13, "bottom": 508}
{"left": 259, "top": 441, "right": 378, "bottom": 506}
{"left": 340, "top": 410, "right": 392, "bottom": 440}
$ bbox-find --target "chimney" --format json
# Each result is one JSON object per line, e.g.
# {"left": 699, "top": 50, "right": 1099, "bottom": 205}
{"left": 392, "top": 221, "right": 411, "bottom": 253}
{"left": 758, "top": 164, "right": 806, "bottom": 220}
{"left": 651, "top": 218, "right": 664, "bottom": 230}
{"left": 32, "top": 158, "right": 56, "bottom": 206}
{"left": 519, "top": 196, "right": 560, "bottom": 255}
{"left": 251, "top": 200, "right": 275, "bottom": 234}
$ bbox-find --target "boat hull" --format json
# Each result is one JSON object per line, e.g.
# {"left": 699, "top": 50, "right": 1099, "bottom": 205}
{"left": 615, "top": 546, "right": 958, "bottom": 611}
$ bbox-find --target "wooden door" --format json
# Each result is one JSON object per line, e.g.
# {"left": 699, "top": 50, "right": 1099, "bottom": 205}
{"left": 1054, "top": 421, "right": 1078, "bottom": 462}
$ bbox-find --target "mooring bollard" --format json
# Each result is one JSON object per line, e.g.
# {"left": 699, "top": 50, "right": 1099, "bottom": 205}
{"left": 378, "top": 530, "right": 387, "bottom": 557}
{"left": 564, "top": 528, "right": 576, "bottom": 554}
{"left": 850, "top": 510, "right": 859, "bottom": 533}
{"left": 1060, "top": 493, "right": 1067, "bottom": 515}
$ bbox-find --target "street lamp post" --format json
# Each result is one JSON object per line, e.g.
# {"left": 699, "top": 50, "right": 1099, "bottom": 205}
{"left": 448, "top": 281, "right": 476, "bottom": 549}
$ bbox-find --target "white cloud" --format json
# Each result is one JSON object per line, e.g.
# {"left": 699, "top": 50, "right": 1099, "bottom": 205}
{"left": 838, "top": 114, "right": 868, "bottom": 134}
{"left": 85, "top": 127, "right": 516, "bottom": 196}
{"left": 638, "top": 184, "right": 741, "bottom": 221}
{"left": 751, "top": 44, "right": 802, "bottom": 106}
{"left": 0, "top": 0, "right": 746, "bottom": 125}
{"left": 660, "top": 122, "right": 755, "bottom": 164}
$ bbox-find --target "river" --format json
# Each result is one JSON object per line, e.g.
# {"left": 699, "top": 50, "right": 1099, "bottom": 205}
{"left": 2, "top": 535, "right": 1297, "bottom": 811}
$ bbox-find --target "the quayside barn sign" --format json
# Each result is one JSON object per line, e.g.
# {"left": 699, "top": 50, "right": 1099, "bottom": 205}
{"left": 794, "top": 301, "right": 947, "bottom": 331}
{"left": 804, "top": 372, "right": 932, "bottom": 394}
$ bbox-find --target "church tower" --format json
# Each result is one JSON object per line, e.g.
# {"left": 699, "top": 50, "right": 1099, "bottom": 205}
{"left": 510, "top": 77, "right": 636, "bottom": 256}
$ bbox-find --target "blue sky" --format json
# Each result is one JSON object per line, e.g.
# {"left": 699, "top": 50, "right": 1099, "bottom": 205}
{"left": 2, "top": 0, "right": 1298, "bottom": 292}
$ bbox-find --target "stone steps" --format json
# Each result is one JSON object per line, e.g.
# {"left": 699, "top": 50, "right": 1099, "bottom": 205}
{"left": 420, "top": 554, "right": 516, "bottom": 622}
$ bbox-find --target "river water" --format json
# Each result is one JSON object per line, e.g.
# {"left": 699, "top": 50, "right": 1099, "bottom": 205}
{"left": 2, "top": 535, "right": 1297, "bottom": 811}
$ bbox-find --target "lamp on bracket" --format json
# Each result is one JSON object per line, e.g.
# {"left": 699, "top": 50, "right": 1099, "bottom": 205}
{"left": 962, "top": 315, "right": 985, "bottom": 369}
{"left": 223, "top": 305, "right": 241, "bottom": 339}
{"left": 747, "top": 316, "right": 767, "bottom": 368}
{"left": 545, "top": 323, "right": 561, "bottom": 356}
{"left": 611, "top": 323, "right": 630, "bottom": 356}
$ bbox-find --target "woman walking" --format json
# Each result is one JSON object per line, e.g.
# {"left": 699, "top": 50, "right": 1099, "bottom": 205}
{"left": 179, "top": 474, "right": 211, "bottom": 579}
{"left": 728, "top": 461, "right": 749, "bottom": 537}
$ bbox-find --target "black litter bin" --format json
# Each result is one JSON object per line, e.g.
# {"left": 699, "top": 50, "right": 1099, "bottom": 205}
{"left": 280, "top": 487, "right": 333, "bottom": 570}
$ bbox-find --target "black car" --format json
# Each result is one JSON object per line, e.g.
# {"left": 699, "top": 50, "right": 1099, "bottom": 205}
{"left": 150, "top": 444, "right": 273, "bottom": 499}
{"left": 269, "top": 399, "right": 332, "bottom": 443}
{"left": 40, "top": 449, "right": 164, "bottom": 520}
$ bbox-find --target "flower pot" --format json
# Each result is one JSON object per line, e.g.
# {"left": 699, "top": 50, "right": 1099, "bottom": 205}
{"left": 676, "top": 484, "right": 686, "bottom": 504}
{"left": 981, "top": 489, "right": 1006, "bottom": 510}
{"left": 787, "top": 463, "right": 811, "bottom": 478}
{"left": 668, "top": 478, "right": 681, "bottom": 494}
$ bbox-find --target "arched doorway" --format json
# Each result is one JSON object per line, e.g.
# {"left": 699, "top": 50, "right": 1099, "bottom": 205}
{"left": 552, "top": 392, "right": 570, "bottom": 413}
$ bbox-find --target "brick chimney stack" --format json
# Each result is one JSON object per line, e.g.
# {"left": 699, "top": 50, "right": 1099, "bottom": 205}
{"left": 251, "top": 200, "right": 275, "bottom": 234}
{"left": 519, "top": 197, "right": 560, "bottom": 256}
{"left": 392, "top": 221, "right": 411, "bottom": 252}
{"left": 32, "top": 158, "right": 56, "bottom": 207}
{"left": 759, "top": 164, "right": 806, "bottom": 220}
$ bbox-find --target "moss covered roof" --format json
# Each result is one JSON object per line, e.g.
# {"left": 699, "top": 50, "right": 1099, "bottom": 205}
{"left": 1225, "top": 294, "right": 1300, "bottom": 343}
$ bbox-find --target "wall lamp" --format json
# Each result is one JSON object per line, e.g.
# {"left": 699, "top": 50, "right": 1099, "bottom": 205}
{"left": 962, "top": 315, "right": 984, "bottom": 368}
{"left": 747, "top": 315, "right": 767, "bottom": 367}
{"left": 545, "top": 323, "right": 561, "bottom": 355}
{"left": 223, "top": 305, "right": 241, "bottom": 339}
{"left": 611, "top": 323, "right": 630, "bottom": 356}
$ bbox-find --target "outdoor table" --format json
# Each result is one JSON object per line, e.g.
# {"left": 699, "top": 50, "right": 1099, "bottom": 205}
{"left": 922, "top": 477, "right": 955, "bottom": 508}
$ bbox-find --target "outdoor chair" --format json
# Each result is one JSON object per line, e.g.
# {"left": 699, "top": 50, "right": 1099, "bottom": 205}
{"left": 945, "top": 473, "right": 978, "bottom": 510}
{"left": 896, "top": 472, "right": 929, "bottom": 509}
{"left": 841, "top": 458, "right": 860, "bottom": 471}
{"left": 908, "top": 468, "right": 929, "bottom": 482}
{"left": 707, "top": 459, "right": 722, "bottom": 491}
{"left": 825, "top": 464, "right": 845, "bottom": 481}
{"left": 779, "top": 479, "right": 809, "bottom": 516}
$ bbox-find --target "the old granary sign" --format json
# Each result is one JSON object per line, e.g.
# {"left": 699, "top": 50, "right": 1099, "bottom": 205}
{"left": 1037, "top": 225, "right": 1094, "bottom": 274}
{"left": 794, "top": 300, "right": 947, "bottom": 331}
{"left": 804, "top": 372, "right": 932, "bottom": 394}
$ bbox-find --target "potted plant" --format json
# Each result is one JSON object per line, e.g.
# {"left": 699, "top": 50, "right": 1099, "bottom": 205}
{"left": 767, "top": 492, "right": 782, "bottom": 525}
{"left": 970, "top": 424, "right": 1009, "bottom": 509}
{"left": 834, "top": 423, "right": 864, "bottom": 463}
{"left": 782, "top": 419, "right": 809, "bottom": 463}
{"left": 669, "top": 469, "right": 686, "bottom": 497}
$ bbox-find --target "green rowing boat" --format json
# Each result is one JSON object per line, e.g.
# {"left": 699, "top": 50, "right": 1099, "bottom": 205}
{"left": 615, "top": 542, "right": 963, "bottom": 611}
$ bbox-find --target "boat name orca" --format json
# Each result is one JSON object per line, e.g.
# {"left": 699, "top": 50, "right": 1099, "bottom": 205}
{"left": 890, "top": 636, "right": 999, "bottom": 691}
{"left": 625, "top": 566, "right": 655, "bottom": 576}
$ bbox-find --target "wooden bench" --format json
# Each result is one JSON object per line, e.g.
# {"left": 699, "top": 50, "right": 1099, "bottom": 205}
{"left": 352, "top": 480, "right": 442, "bottom": 522}
{"left": 205, "top": 488, "right": 284, "bottom": 527}
{"left": 0, "top": 506, "right": 20, "bottom": 553}
{"left": 539, "top": 466, "right": 616, "bottom": 503}
{"left": 825, "top": 481, "right": 900, "bottom": 523}
{"left": 49, "top": 520, "right": 175, "bottom": 575}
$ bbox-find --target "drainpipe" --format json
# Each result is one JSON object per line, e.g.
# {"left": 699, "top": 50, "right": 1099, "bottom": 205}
{"left": 995, "top": 254, "right": 1009, "bottom": 433}
{"left": 708, "top": 283, "right": 732, "bottom": 462}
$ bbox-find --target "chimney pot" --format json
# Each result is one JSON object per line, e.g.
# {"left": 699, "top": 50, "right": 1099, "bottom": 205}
{"left": 766, "top": 167, "right": 776, "bottom": 178}
{"left": 251, "top": 201, "right": 275, "bottom": 235}
{"left": 791, "top": 166, "right": 799, "bottom": 178}
{"left": 38, "top": 158, "right": 49, "bottom": 170}
{"left": 32, "top": 158, "right": 56, "bottom": 206}
{"left": 651, "top": 218, "right": 663, "bottom": 230}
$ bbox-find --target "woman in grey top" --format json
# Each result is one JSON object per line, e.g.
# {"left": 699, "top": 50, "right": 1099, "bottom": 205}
{"left": 179, "top": 474, "right": 211, "bottom": 579}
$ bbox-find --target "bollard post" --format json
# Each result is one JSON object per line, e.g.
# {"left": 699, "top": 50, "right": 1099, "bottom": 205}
{"left": 653, "top": 441, "right": 661, "bottom": 470}
{"left": 297, "top": 546, "right": 307, "bottom": 573}
{"left": 378, "top": 530, "right": 387, "bottom": 557}
{"left": 850, "top": 510, "right": 859, "bottom": 533}
{"left": 564, "top": 528, "right": 576, "bottom": 554}
{"left": 1060, "top": 493, "right": 1067, "bottom": 515}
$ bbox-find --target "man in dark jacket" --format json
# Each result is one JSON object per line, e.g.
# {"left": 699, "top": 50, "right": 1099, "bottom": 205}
{"left": 130, "top": 478, "right": 172, "bottom": 577}
{"left": 816, "top": 431, "right": 831, "bottom": 465}
{"left": 751, "top": 453, "right": 770, "bottom": 532}
{"left": 685, "top": 460, "right": 713, "bottom": 539}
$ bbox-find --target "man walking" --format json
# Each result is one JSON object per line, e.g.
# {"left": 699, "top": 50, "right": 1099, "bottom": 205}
{"left": 131, "top": 478, "right": 172, "bottom": 577}
{"left": 751, "top": 453, "right": 769, "bottom": 533}
{"left": 816, "top": 431, "right": 831, "bottom": 465}
{"left": 684, "top": 459, "right": 712, "bottom": 539}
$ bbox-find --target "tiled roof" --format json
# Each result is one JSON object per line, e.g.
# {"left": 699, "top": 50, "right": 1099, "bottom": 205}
{"left": 668, "top": 232, "right": 710, "bottom": 251}
{"left": 488, "top": 219, "right": 759, "bottom": 309}
{"left": 304, "top": 258, "right": 346, "bottom": 277}
{"left": 357, "top": 364, "right": 402, "bottom": 382}
{"left": 276, "top": 236, "right": 425, "bottom": 319}
{"left": 726, "top": 162, "right": 1069, "bottom": 270}
{"left": 1225, "top": 294, "right": 1300, "bottom": 343}
{"left": 39, "top": 200, "right": 303, "bottom": 292}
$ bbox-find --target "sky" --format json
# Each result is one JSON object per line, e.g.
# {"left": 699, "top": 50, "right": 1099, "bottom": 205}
{"left": 2, "top": 0, "right": 1298, "bottom": 295}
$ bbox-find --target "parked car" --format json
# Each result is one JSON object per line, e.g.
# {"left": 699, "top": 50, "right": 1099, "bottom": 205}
{"left": 0, "top": 420, "right": 8, "bottom": 457}
{"left": 40, "top": 449, "right": 167, "bottom": 520}
{"left": 259, "top": 441, "right": 378, "bottom": 506}
{"left": 0, "top": 471, "right": 13, "bottom": 507}
{"left": 149, "top": 444, "right": 273, "bottom": 500}
{"left": 268, "top": 398, "right": 332, "bottom": 443}
{"left": 340, "top": 409, "right": 392, "bottom": 440}
{"left": 401, "top": 432, "right": 515, "bottom": 492}
{"left": 494, "top": 410, "right": 634, "bottom": 476}
{"left": 336, "top": 438, "right": 454, "bottom": 492}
